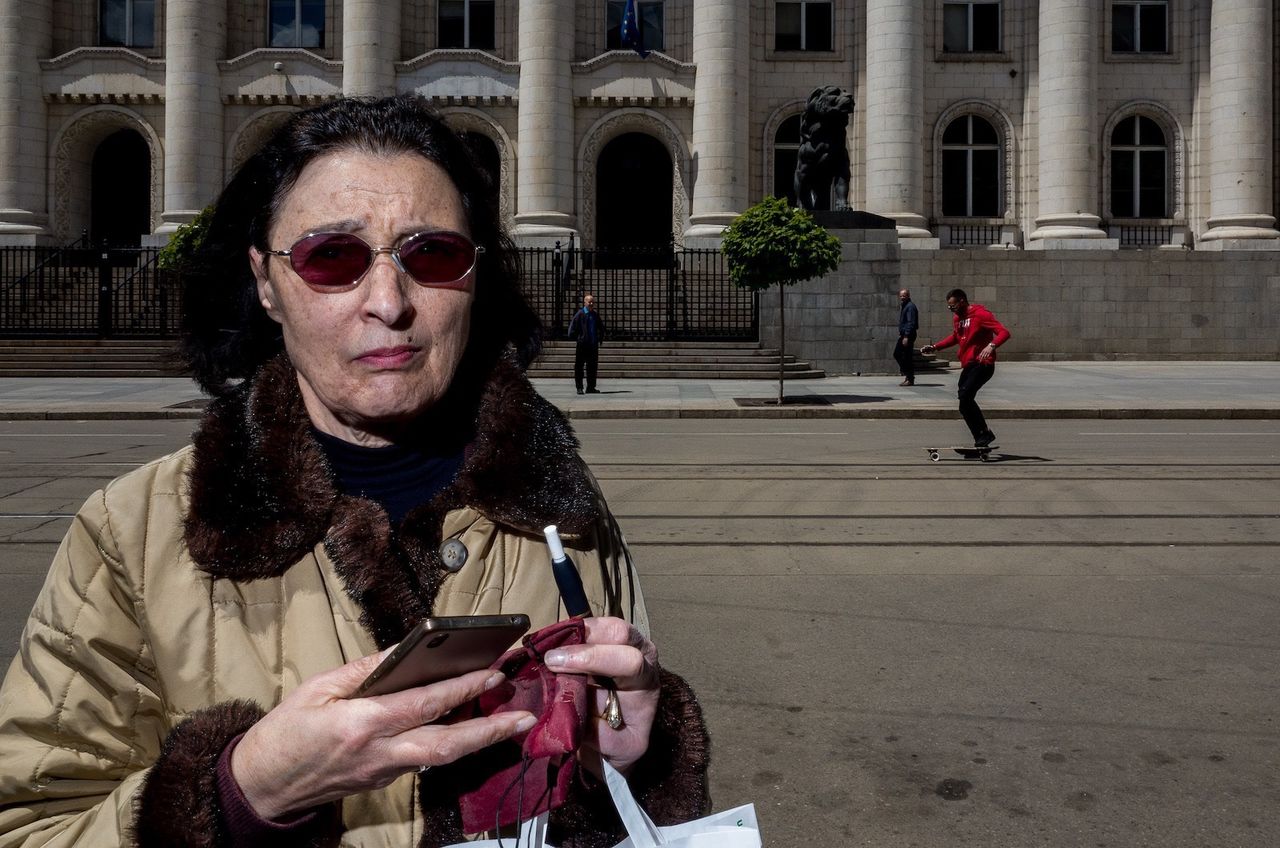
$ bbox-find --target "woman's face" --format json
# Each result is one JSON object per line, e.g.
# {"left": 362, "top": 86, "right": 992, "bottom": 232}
{"left": 249, "top": 149, "right": 475, "bottom": 445}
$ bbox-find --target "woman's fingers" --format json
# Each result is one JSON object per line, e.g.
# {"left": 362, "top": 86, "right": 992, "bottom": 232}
{"left": 366, "top": 669, "right": 507, "bottom": 732}
{"left": 543, "top": 618, "right": 659, "bottom": 690}
{"left": 387, "top": 711, "right": 537, "bottom": 772}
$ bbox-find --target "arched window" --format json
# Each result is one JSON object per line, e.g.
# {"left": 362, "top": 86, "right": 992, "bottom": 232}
{"left": 941, "top": 114, "right": 1000, "bottom": 217}
{"left": 1110, "top": 116, "right": 1166, "bottom": 218}
{"left": 773, "top": 115, "right": 802, "bottom": 206}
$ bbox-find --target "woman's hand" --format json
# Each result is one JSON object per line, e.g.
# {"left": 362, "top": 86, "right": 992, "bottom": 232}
{"left": 542, "top": 617, "right": 661, "bottom": 774}
{"left": 230, "top": 649, "right": 536, "bottom": 820}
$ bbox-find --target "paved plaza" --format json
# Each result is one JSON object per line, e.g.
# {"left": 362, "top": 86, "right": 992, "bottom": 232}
{"left": 0, "top": 360, "right": 1277, "bottom": 420}
{"left": 0, "top": 382, "right": 1277, "bottom": 845}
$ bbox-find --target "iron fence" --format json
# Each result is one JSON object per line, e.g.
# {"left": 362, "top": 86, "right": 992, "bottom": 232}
{"left": 0, "top": 244, "right": 181, "bottom": 337}
{"left": 0, "top": 242, "right": 754, "bottom": 342}
{"left": 518, "top": 245, "right": 756, "bottom": 341}
{"left": 1116, "top": 224, "right": 1174, "bottom": 248}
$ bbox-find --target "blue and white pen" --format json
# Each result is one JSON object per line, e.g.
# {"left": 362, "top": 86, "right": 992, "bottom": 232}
{"left": 543, "top": 524, "right": 624, "bottom": 729}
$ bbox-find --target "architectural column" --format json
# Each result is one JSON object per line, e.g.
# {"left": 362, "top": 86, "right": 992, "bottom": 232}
{"left": 158, "top": 0, "right": 226, "bottom": 234}
{"left": 511, "top": 0, "right": 575, "bottom": 244}
{"left": 864, "top": 0, "right": 934, "bottom": 243}
{"left": 684, "top": 0, "right": 748, "bottom": 242}
{"left": 1028, "top": 0, "right": 1111, "bottom": 247}
{"left": 343, "top": 0, "right": 400, "bottom": 96}
{"left": 1200, "top": 0, "right": 1279, "bottom": 247}
{"left": 0, "top": 0, "right": 51, "bottom": 242}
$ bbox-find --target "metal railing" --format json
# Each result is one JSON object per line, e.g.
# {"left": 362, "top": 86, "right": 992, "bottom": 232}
{"left": 0, "top": 244, "right": 181, "bottom": 337}
{"left": 518, "top": 244, "right": 757, "bottom": 341}
{"left": 1116, "top": 224, "right": 1173, "bottom": 248}
{"left": 944, "top": 224, "right": 1004, "bottom": 247}
{"left": 0, "top": 242, "right": 755, "bottom": 342}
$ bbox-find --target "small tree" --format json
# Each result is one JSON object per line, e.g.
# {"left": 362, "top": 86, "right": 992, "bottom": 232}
{"left": 156, "top": 205, "right": 214, "bottom": 272}
{"left": 721, "top": 196, "right": 842, "bottom": 403}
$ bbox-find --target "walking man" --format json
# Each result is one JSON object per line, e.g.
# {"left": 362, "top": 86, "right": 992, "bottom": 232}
{"left": 921, "top": 288, "right": 1011, "bottom": 447}
{"left": 568, "top": 293, "right": 606, "bottom": 394}
{"left": 894, "top": 288, "right": 918, "bottom": 386}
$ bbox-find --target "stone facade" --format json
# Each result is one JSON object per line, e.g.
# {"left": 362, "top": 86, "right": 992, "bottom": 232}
{"left": 766, "top": 231, "right": 1280, "bottom": 374}
{"left": 0, "top": 1, "right": 1277, "bottom": 361}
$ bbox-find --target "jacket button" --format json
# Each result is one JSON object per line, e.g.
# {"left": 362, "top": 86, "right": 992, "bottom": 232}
{"left": 439, "top": 539, "right": 469, "bottom": 572}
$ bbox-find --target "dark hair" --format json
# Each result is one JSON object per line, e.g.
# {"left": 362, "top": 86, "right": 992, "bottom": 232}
{"left": 181, "top": 95, "right": 540, "bottom": 396}
{"left": 945, "top": 288, "right": 968, "bottom": 302}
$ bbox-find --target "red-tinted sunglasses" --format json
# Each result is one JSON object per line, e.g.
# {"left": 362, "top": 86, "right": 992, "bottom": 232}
{"left": 261, "top": 230, "right": 484, "bottom": 292}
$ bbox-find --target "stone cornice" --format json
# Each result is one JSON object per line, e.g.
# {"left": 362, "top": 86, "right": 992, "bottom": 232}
{"left": 222, "top": 93, "right": 340, "bottom": 106}
{"left": 573, "top": 94, "right": 691, "bottom": 107}
{"left": 219, "top": 48, "right": 341, "bottom": 71}
{"left": 397, "top": 49, "right": 520, "bottom": 74}
{"left": 422, "top": 94, "right": 518, "bottom": 106}
{"left": 42, "top": 46, "right": 163, "bottom": 70}
{"left": 45, "top": 92, "right": 164, "bottom": 105}
{"left": 571, "top": 50, "right": 693, "bottom": 74}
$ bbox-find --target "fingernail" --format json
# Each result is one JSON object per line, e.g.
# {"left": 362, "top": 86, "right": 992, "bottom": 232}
{"left": 515, "top": 714, "right": 537, "bottom": 732}
{"left": 544, "top": 649, "right": 567, "bottom": 666}
{"left": 485, "top": 671, "right": 505, "bottom": 690}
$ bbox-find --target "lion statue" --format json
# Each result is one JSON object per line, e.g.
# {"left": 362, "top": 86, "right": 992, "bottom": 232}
{"left": 793, "top": 85, "right": 855, "bottom": 211}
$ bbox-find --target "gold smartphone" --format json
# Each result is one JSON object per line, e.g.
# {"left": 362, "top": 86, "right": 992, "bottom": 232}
{"left": 352, "top": 614, "right": 531, "bottom": 698}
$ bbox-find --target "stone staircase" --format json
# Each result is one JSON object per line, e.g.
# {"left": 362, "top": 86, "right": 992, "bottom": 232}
{"left": 0, "top": 339, "right": 185, "bottom": 377}
{"left": 528, "top": 340, "right": 825, "bottom": 379}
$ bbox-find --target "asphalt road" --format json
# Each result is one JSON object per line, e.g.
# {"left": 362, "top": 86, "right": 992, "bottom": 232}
{"left": 1, "top": 418, "right": 1277, "bottom": 846}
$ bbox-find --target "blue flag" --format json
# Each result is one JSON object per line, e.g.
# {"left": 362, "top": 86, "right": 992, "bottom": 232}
{"left": 620, "top": 0, "right": 649, "bottom": 58}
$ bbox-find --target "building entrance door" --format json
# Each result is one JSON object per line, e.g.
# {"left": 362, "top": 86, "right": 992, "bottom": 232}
{"left": 595, "top": 132, "right": 671, "bottom": 263}
{"left": 91, "top": 129, "right": 150, "bottom": 247}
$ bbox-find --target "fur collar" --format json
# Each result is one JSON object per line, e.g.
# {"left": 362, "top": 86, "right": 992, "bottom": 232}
{"left": 183, "top": 351, "right": 599, "bottom": 646}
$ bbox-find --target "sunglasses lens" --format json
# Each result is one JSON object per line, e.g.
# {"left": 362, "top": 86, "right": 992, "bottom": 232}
{"left": 290, "top": 233, "right": 371, "bottom": 288}
{"left": 399, "top": 232, "right": 476, "bottom": 285}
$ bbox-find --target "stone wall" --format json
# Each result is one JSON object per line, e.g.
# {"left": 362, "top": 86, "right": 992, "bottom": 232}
{"left": 761, "top": 234, "right": 1280, "bottom": 375}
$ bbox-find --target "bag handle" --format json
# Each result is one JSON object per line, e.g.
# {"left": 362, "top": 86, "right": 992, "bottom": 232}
{"left": 603, "top": 760, "right": 666, "bottom": 847}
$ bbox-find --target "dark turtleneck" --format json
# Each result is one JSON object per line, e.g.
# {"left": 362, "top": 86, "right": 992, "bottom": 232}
{"left": 310, "top": 427, "right": 466, "bottom": 526}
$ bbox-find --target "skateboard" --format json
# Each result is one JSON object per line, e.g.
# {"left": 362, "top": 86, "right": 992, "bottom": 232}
{"left": 924, "top": 446, "right": 999, "bottom": 462}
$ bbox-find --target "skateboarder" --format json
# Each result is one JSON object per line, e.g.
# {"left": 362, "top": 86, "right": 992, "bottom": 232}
{"left": 921, "top": 288, "right": 1010, "bottom": 448}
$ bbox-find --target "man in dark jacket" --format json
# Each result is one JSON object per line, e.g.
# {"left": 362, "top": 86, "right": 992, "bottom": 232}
{"left": 922, "top": 288, "right": 1011, "bottom": 447}
{"left": 894, "top": 288, "right": 919, "bottom": 386}
{"left": 568, "top": 293, "right": 606, "bottom": 394}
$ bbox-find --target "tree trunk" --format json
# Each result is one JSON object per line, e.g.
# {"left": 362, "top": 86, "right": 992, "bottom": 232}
{"left": 777, "top": 284, "right": 785, "bottom": 404}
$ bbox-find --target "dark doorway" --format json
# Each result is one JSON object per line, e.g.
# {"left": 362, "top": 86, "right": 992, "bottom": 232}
{"left": 595, "top": 132, "right": 672, "bottom": 263}
{"left": 91, "top": 129, "right": 150, "bottom": 247}
{"left": 459, "top": 131, "right": 501, "bottom": 215}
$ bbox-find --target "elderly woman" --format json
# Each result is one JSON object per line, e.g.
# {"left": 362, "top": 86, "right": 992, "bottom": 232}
{"left": 0, "top": 96, "right": 709, "bottom": 847}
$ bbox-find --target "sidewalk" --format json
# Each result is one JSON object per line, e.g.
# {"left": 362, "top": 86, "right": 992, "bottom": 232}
{"left": 0, "top": 361, "right": 1276, "bottom": 420}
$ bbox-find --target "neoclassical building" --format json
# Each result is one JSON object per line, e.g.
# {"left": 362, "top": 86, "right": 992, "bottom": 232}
{"left": 0, "top": 0, "right": 1277, "bottom": 253}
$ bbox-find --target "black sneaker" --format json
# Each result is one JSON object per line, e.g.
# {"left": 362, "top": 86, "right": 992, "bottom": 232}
{"left": 576, "top": 388, "right": 584, "bottom": 395}
{"left": 975, "top": 430, "right": 996, "bottom": 448}
{"left": 585, "top": 388, "right": 601, "bottom": 394}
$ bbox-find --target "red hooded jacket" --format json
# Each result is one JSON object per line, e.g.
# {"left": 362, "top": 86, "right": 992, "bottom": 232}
{"left": 932, "top": 303, "right": 1011, "bottom": 367}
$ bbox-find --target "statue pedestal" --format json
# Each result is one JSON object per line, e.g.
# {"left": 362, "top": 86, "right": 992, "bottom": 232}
{"left": 808, "top": 210, "right": 896, "bottom": 231}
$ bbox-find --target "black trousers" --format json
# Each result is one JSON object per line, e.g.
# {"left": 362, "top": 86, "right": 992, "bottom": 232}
{"left": 574, "top": 343, "right": 599, "bottom": 391}
{"left": 956, "top": 362, "right": 995, "bottom": 439}
{"left": 893, "top": 335, "right": 916, "bottom": 380}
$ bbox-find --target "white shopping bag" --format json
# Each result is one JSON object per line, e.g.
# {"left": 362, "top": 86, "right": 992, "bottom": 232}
{"left": 445, "top": 760, "right": 761, "bottom": 848}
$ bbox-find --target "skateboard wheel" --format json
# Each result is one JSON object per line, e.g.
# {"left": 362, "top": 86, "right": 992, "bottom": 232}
{"left": 929, "top": 451, "right": 940, "bottom": 462}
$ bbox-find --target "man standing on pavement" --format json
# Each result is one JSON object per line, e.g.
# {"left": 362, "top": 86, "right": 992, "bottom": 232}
{"left": 921, "top": 288, "right": 1011, "bottom": 447}
{"left": 894, "top": 288, "right": 919, "bottom": 386}
{"left": 568, "top": 292, "right": 606, "bottom": 394}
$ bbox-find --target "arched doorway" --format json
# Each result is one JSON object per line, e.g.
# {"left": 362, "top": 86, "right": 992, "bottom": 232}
{"left": 91, "top": 129, "right": 150, "bottom": 246}
{"left": 459, "top": 131, "right": 501, "bottom": 215}
{"left": 595, "top": 132, "right": 672, "bottom": 260}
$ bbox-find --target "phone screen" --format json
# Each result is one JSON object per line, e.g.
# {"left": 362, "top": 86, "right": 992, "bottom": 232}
{"left": 352, "top": 614, "right": 531, "bottom": 698}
